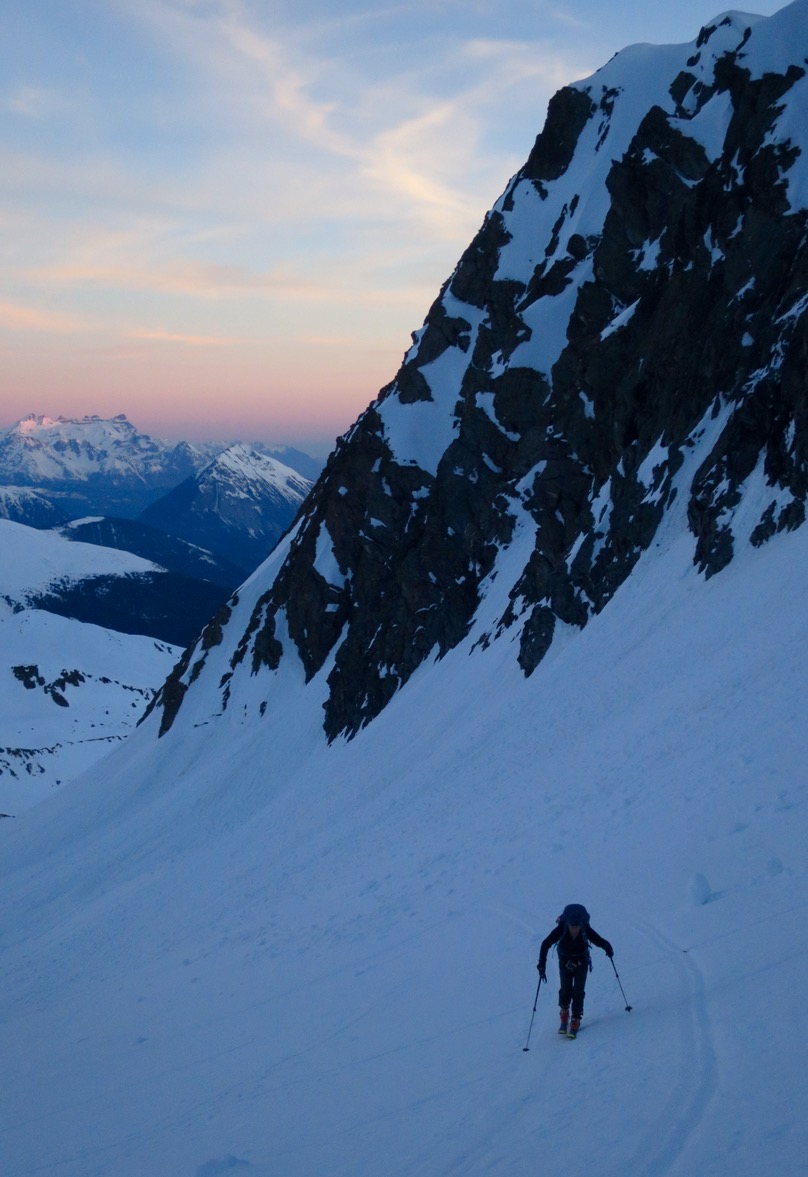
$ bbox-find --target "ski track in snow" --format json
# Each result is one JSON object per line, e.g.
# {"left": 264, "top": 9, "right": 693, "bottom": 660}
{"left": 619, "top": 922, "right": 719, "bottom": 1177}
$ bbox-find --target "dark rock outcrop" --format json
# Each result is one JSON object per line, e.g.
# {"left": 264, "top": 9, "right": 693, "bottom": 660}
{"left": 150, "top": 7, "right": 808, "bottom": 741}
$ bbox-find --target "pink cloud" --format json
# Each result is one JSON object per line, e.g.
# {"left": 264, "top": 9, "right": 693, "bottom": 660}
{"left": 0, "top": 299, "right": 88, "bottom": 334}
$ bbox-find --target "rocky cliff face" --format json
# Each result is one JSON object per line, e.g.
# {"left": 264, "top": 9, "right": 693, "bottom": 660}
{"left": 149, "top": 3, "right": 808, "bottom": 742}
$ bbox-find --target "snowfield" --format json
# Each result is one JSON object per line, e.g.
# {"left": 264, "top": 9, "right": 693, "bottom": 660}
{"left": 0, "top": 603, "right": 180, "bottom": 813}
{"left": 0, "top": 509, "right": 805, "bottom": 1175}
{"left": 0, "top": 518, "right": 182, "bottom": 812}
{"left": 0, "top": 518, "right": 161, "bottom": 600}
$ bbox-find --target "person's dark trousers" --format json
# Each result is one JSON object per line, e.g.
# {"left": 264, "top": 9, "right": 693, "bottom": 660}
{"left": 558, "top": 957, "right": 588, "bottom": 1017}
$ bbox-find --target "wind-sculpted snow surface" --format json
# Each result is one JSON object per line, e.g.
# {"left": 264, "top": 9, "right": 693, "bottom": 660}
{"left": 149, "top": 1, "right": 808, "bottom": 743}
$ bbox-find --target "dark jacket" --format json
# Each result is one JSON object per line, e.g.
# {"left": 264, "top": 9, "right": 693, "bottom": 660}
{"left": 538, "top": 923, "right": 613, "bottom": 971}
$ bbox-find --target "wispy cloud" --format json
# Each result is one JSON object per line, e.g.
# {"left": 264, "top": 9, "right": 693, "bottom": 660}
{"left": 129, "top": 327, "right": 235, "bottom": 346}
{"left": 214, "top": 11, "right": 357, "bottom": 159}
{"left": 548, "top": 8, "right": 593, "bottom": 31}
{"left": 124, "top": 0, "right": 587, "bottom": 238}
{"left": 0, "top": 299, "right": 87, "bottom": 334}
{"left": 30, "top": 259, "right": 312, "bottom": 298}
{"left": 363, "top": 102, "right": 483, "bottom": 228}
{"left": 126, "top": 0, "right": 358, "bottom": 158}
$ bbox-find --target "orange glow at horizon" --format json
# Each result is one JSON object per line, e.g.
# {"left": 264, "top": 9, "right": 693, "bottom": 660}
{"left": 0, "top": 326, "right": 405, "bottom": 451}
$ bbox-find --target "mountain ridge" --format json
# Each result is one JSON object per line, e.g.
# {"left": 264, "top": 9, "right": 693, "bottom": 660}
{"left": 149, "top": 0, "right": 808, "bottom": 742}
{"left": 0, "top": 517, "right": 231, "bottom": 648}
{"left": 0, "top": 413, "right": 321, "bottom": 519}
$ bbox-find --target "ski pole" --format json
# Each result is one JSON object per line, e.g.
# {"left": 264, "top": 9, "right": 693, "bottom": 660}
{"left": 610, "top": 956, "right": 633, "bottom": 1011}
{"left": 522, "top": 975, "right": 543, "bottom": 1051}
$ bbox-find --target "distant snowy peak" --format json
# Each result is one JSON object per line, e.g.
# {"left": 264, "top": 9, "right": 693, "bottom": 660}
{"left": 139, "top": 445, "right": 313, "bottom": 574}
{"left": 198, "top": 444, "right": 313, "bottom": 501}
{"left": 1, "top": 413, "right": 178, "bottom": 483}
{"left": 148, "top": 0, "right": 808, "bottom": 743}
{"left": 0, "top": 413, "right": 221, "bottom": 517}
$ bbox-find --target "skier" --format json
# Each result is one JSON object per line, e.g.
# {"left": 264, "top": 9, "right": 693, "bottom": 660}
{"left": 537, "top": 903, "right": 613, "bottom": 1037}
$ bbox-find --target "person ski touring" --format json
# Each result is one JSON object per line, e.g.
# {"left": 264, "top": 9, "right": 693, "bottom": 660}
{"left": 537, "top": 903, "right": 613, "bottom": 1037}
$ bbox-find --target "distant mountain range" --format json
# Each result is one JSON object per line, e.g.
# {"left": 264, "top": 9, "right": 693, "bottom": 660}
{"left": 0, "top": 414, "right": 318, "bottom": 628}
{"left": 0, "top": 413, "right": 320, "bottom": 519}
{"left": 0, "top": 418, "right": 318, "bottom": 807}
{"left": 0, "top": 414, "right": 217, "bottom": 517}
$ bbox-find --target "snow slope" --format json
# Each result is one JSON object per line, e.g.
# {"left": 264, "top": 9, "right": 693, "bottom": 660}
{"left": 0, "top": 519, "right": 182, "bottom": 810}
{"left": 0, "top": 494, "right": 805, "bottom": 1175}
{"left": 0, "top": 518, "right": 161, "bottom": 602}
{"left": 0, "top": 604, "right": 179, "bottom": 813}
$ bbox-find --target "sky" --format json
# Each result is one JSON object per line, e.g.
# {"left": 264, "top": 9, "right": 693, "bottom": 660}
{"left": 0, "top": 0, "right": 789, "bottom": 454}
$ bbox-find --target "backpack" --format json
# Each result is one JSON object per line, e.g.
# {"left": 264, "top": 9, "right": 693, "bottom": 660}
{"left": 556, "top": 904, "right": 592, "bottom": 970}
{"left": 557, "top": 903, "right": 590, "bottom": 929}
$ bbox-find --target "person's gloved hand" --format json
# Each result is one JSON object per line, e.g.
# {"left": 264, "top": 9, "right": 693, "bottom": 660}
{"left": 537, "top": 964, "right": 547, "bottom": 982}
{"left": 604, "top": 942, "right": 614, "bottom": 958}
